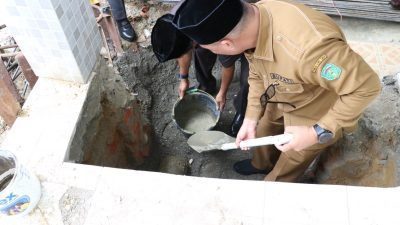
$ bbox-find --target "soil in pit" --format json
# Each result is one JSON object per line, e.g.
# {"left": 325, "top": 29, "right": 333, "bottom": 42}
{"left": 110, "top": 0, "right": 265, "bottom": 181}
{"left": 115, "top": 46, "right": 264, "bottom": 181}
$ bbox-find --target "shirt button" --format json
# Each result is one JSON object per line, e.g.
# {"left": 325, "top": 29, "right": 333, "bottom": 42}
{"left": 276, "top": 35, "right": 282, "bottom": 41}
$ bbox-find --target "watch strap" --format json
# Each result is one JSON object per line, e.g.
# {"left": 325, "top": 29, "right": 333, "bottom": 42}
{"left": 313, "top": 124, "right": 325, "bottom": 136}
{"left": 178, "top": 74, "right": 189, "bottom": 79}
{"left": 313, "top": 124, "right": 333, "bottom": 144}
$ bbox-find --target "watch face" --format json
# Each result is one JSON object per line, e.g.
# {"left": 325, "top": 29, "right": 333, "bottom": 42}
{"left": 319, "top": 132, "right": 334, "bottom": 144}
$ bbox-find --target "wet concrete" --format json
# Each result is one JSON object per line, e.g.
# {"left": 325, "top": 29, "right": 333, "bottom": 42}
{"left": 187, "top": 131, "right": 236, "bottom": 153}
{"left": 177, "top": 109, "right": 215, "bottom": 133}
{"left": 173, "top": 92, "right": 219, "bottom": 134}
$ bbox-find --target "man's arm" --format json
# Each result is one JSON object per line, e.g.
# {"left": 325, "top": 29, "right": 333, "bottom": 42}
{"left": 177, "top": 48, "right": 193, "bottom": 98}
{"left": 235, "top": 55, "right": 265, "bottom": 147}
{"left": 216, "top": 54, "right": 243, "bottom": 111}
{"left": 301, "top": 38, "right": 381, "bottom": 135}
{"left": 277, "top": 38, "right": 381, "bottom": 152}
{"left": 216, "top": 64, "right": 235, "bottom": 111}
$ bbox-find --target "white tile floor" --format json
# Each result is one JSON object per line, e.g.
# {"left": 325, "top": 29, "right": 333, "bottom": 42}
{"left": 347, "top": 186, "right": 400, "bottom": 225}
{"left": 263, "top": 182, "right": 349, "bottom": 225}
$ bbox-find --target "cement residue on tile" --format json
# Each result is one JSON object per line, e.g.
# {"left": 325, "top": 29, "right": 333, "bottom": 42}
{"left": 60, "top": 187, "right": 94, "bottom": 225}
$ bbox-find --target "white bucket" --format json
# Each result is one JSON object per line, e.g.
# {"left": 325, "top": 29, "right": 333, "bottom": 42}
{"left": 0, "top": 150, "right": 41, "bottom": 217}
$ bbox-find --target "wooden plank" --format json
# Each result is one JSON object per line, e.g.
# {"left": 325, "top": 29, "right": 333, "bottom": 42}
{"left": 15, "top": 53, "right": 38, "bottom": 88}
{"left": 0, "top": 59, "right": 21, "bottom": 126}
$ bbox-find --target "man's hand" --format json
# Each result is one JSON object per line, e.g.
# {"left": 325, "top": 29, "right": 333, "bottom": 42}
{"left": 235, "top": 119, "right": 258, "bottom": 150}
{"left": 178, "top": 79, "right": 189, "bottom": 98}
{"left": 275, "top": 126, "right": 318, "bottom": 152}
{"left": 215, "top": 91, "right": 226, "bottom": 111}
{"left": 216, "top": 64, "right": 234, "bottom": 111}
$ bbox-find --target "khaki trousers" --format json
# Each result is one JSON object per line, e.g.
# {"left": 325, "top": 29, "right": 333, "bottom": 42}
{"left": 251, "top": 111, "right": 341, "bottom": 182}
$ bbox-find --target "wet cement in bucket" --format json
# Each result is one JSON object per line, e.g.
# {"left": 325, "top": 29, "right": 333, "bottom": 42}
{"left": 177, "top": 108, "right": 216, "bottom": 133}
{"left": 173, "top": 91, "right": 220, "bottom": 134}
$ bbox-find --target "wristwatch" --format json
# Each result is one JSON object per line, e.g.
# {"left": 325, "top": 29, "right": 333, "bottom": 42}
{"left": 313, "top": 124, "right": 333, "bottom": 144}
{"left": 178, "top": 74, "right": 189, "bottom": 80}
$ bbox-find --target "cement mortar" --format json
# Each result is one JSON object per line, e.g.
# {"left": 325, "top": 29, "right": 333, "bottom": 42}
{"left": 187, "top": 131, "right": 236, "bottom": 153}
{"left": 60, "top": 187, "right": 94, "bottom": 225}
{"left": 174, "top": 94, "right": 219, "bottom": 134}
{"left": 178, "top": 109, "right": 215, "bottom": 133}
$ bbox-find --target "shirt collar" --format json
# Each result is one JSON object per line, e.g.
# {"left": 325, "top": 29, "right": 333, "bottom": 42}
{"left": 252, "top": 3, "right": 274, "bottom": 61}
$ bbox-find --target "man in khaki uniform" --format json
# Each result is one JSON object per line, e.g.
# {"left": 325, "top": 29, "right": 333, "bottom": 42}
{"left": 172, "top": 0, "right": 381, "bottom": 182}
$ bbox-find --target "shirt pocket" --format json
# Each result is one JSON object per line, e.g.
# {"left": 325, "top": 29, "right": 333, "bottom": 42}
{"left": 274, "top": 33, "right": 304, "bottom": 62}
{"left": 274, "top": 83, "right": 313, "bottom": 110}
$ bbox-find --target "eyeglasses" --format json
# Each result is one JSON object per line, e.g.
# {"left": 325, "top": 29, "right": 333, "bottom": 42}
{"left": 260, "top": 82, "right": 296, "bottom": 108}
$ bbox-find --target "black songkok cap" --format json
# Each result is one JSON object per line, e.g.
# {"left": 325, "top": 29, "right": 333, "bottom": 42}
{"left": 172, "top": 0, "right": 243, "bottom": 45}
{"left": 151, "top": 14, "right": 192, "bottom": 63}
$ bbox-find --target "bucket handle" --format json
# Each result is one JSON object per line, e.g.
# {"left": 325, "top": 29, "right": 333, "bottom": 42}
{"left": 185, "top": 86, "right": 198, "bottom": 95}
{"left": 185, "top": 86, "right": 213, "bottom": 96}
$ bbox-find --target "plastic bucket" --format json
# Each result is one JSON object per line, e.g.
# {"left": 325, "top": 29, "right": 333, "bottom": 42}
{"left": 172, "top": 89, "right": 220, "bottom": 136}
{"left": 0, "top": 150, "right": 41, "bottom": 217}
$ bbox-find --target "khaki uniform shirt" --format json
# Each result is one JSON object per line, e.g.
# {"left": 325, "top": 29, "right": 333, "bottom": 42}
{"left": 245, "top": 0, "right": 381, "bottom": 136}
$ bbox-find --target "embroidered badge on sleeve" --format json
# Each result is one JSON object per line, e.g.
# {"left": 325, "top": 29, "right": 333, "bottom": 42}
{"left": 321, "top": 63, "right": 342, "bottom": 80}
{"left": 312, "top": 55, "right": 327, "bottom": 73}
